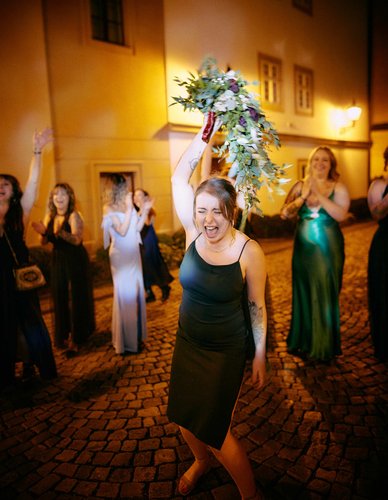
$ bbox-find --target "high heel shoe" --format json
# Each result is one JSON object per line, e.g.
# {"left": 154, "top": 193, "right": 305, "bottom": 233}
{"left": 146, "top": 289, "right": 156, "bottom": 303}
{"left": 161, "top": 285, "right": 171, "bottom": 302}
{"left": 178, "top": 455, "right": 210, "bottom": 496}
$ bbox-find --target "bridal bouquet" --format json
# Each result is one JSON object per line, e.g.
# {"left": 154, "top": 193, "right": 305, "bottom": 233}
{"left": 172, "top": 57, "right": 290, "bottom": 228}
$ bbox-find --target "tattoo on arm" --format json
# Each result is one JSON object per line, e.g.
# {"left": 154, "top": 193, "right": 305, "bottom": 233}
{"left": 189, "top": 156, "right": 200, "bottom": 179}
{"left": 283, "top": 195, "right": 303, "bottom": 218}
{"left": 248, "top": 300, "right": 265, "bottom": 347}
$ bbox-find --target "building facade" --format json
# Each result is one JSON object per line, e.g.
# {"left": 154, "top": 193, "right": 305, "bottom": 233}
{"left": 1, "top": 0, "right": 377, "bottom": 251}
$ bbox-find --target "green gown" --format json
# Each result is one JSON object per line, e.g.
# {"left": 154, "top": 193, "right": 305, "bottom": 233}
{"left": 287, "top": 193, "right": 344, "bottom": 361}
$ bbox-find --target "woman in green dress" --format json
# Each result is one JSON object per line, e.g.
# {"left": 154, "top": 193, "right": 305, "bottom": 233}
{"left": 281, "top": 146, "right": 350, "bottom": 361}
{"left": 168, "top": 115, "right": 267, "bottom": 499}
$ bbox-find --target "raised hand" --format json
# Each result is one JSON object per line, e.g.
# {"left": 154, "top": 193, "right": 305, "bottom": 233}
{"left": 33, "top": 127, "right": 53, "bottom": 153}
{"left": 201, "top": 112, "right": 223, "bottom": 143}
{"left": 143, "top": 198, "right": 154, "bottom": 213}
{"left": 301, "top": 176, "right": 312, "bottom": 200}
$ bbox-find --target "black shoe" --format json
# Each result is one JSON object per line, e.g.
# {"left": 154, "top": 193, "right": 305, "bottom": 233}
{"left": 146, "top": 290, "right": 156, "bottom": 303}
{"left": 161, "top": 286, "right": 171, "bottom": 302}
{"left": 65, "top": 349, "right": 78, "bottom": 359}
{"left": 22, "top": 363, "right": 36, "bottom": 381}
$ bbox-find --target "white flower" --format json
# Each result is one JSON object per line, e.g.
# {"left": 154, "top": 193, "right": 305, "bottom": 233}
{"left": 173, "top": 57, "right": 288, "bottom": 224}
{"left": 236, "top": 136, "right": 249, "bottom": 145}
{"left": 214, "top": 90, "right": 238, "bottom": 111}
{"left": 213, "top": 101, "right": 227, "bottom": 112}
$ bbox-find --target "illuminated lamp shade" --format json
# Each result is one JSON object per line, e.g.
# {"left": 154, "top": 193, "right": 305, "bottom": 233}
{"left": 346, "top": 103, "right": 362, "bottom": 124}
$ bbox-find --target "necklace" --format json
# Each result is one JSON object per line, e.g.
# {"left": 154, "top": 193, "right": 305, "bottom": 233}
{"left": 203, "top": 233, "right": 235, "bottom": 253}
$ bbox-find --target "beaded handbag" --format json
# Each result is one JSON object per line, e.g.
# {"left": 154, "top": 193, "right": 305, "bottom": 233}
{"left": 4, "top": 230, "right": 46, "bottom": 291}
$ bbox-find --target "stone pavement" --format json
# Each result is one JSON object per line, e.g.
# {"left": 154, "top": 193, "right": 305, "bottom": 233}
{"left": 1, "top": 221, "right": 387, "bottom": 500}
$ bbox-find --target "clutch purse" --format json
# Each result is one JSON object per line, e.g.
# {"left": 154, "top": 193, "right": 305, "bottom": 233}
{"left": 4, "top": 230, "right": 46, "bottom": 292}
{"left": 13, "top": 264, "right": 46, "bottom": 291}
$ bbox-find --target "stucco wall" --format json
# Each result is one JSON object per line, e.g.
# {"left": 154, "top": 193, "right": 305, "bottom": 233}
{"left": 0, "top": 0, "right": 55, "bottom": 245}
{"left": 164, "top": 0, "right": 369, "bottom": 216}
{"left": 42, "top": 0, "right": 171, "bottom": 249}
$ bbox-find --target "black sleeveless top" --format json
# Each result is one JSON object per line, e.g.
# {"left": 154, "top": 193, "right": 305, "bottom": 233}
{"left": 178, "top": 238, "right": 250, "bottom": 351}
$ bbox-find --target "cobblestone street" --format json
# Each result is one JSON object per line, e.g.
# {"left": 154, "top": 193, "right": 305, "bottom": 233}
{"left": 0, "top": 221, "right": 387, "bottom": 499}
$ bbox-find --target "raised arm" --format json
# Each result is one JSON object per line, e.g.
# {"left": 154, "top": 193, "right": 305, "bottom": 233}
{"left": 243, "top": 241, "right": 267, "bottom": 389}
{"left": 171, "top": 115, "right": 222, "bottom": 236}
{"left": 107, "top": 193, "right": 135, "bottom": 236}
{"left": 368, "top": 178, "right": 388, "bottom": 221}
{"left": 21, "top": 128, "right": 53, "bottom": 217}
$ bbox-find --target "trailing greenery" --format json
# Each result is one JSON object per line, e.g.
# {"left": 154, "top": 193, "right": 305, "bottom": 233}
{"left": 172, "top": 57, "right": 291, "bottom": 229}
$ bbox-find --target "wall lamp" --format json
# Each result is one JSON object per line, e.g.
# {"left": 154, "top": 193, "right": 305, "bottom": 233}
{"left": 345, "top": 101, "right": 362, "bottom": 127}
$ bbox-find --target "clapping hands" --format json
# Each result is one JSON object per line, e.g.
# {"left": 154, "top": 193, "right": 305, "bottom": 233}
{"left": 143, "top": 197, "right": 154, "bottom": 214}
{"left": 32, "top": 220, "right": 47, "bottom": 236}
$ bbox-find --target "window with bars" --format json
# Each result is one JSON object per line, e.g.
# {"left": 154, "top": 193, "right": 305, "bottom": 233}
{"left": 90, "top": 0, "right": 125, "bottom": 46}
{"left": 258, "top": 54, "right": 282, "bottom": 111}
{"left": 294, "top": 65, "right": 314, "bottom": 115}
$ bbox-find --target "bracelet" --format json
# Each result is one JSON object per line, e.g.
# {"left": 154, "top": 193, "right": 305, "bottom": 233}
{"left": 33, "top": 150, "right": 42, "bottom": 155}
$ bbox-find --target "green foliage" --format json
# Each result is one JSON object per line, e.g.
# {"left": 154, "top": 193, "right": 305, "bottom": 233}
{"left": 172, "top": 57, "right": 291, "bottom": 229}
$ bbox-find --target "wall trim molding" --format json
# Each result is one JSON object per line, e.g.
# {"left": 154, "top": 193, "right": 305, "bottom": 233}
{"left": 371, "top": 123, "right": 388, "bottom": 131}
{"left": 168, "top": 123, "right": 371, "bottom": 150}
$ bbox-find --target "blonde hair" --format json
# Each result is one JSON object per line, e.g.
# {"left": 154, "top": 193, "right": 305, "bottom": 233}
{"left": 102, "top": 174, "right": 128, "bottom": 207}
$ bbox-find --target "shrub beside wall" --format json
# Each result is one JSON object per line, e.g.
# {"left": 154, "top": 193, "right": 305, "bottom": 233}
{"left": 29, "top": 198, "right": 371, "bottom": 286}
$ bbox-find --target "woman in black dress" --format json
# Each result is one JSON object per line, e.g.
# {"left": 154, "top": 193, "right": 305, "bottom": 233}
{"left": 133, "top": 188, "right": 173, "bottom": 302}
{"left": 33, "top": 183, "right": 95, "bottom": 355}
{"left": 367, "top": 147, "right": 388, "bottom": 361}
{"left": 167, "top": 116, "right": 267, "bottom": 499}
{"left": 0, "top": 128, "right": 57, "bottom": 390}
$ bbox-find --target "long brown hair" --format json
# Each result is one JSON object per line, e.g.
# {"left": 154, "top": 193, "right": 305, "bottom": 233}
{"left": 0, "top": 174, "right": 24, "bottom": 233}
{"left": 48, "top": 183, "right": 76, "bottom": 218}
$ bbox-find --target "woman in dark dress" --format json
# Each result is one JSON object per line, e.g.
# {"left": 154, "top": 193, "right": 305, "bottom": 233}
{"left": 0, "top": 128, "right": 57, "bottom": 390}
{"left": 167, "top": 116, "right": 267, "bottom": 499}
{"left": 33, "top": 183, "right": 95, "bottom": 355}
{"left": 367, "top": 147, "right": 388, "bottom": 361}
{"left": 133, "top": 188, "right": 173, "bottom": 302}
{"left": 281, "top": 147, "right": 350, "bottom": 361}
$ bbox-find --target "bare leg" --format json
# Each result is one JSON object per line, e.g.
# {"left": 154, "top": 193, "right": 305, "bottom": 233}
{"left": 178, "top": 426, "right": 211, "bottom": 495}
{"left": 210, "top": 429, "right": 261, "bottom": 499}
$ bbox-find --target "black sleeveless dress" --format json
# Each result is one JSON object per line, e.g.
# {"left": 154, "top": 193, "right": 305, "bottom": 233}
{"left": 140, "top": 223, "right": 173, "bottom": 291}
{"left": 47, "top": 217, "right": 95, "bottom": 347}
{"left": 368, "top": 184, "right": 388, "bottom": 360}
{"left": 0, "top": 229, "right": 57, "bottom": 388}
{"left": 167, "top": 239, "right": 251, "bottom": 450}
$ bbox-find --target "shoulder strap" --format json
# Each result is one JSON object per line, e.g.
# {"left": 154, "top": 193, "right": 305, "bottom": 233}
{"left": 3, "top": 230, "right": 20, "bottom": 267}
{"left": 238, "top": 239, "right": 251, "bottom": 261}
